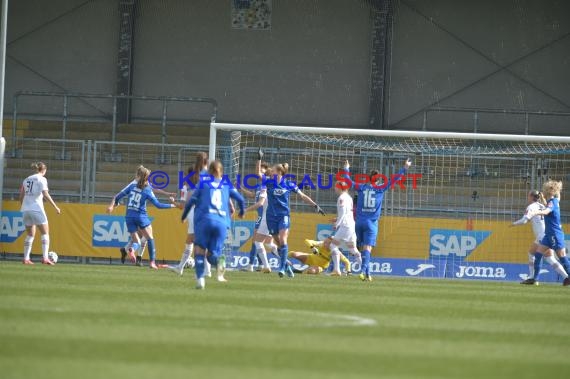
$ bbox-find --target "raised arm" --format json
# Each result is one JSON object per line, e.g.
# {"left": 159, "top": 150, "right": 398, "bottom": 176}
{"left": 377, "top": 158, "right": 412, "bottom": 193}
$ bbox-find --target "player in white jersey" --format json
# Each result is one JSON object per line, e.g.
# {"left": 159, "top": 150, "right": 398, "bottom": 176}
{"left": 241, "top": 150, "right": 274, "bottom": 272}
{"left": 169, "top": 152, "right": 210, "bottom": 276}
{"left": 329, "top": 170, "right": 361, "bottom": 276}
{"left": 510, "top": 190, "right": 547, "bottom": 283}
{"left": 19, "top": 162, "right": 61, "bottom": 265}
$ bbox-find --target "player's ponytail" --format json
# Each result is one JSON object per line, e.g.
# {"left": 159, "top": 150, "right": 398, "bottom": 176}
{"left": 274, "top": 162, "right": 289, "bottom": 176}
{"left": 31, "top": 161, "right": 47, "bottom": 172}
{"left": 137, "top": 167, "right": 150, "bottom": 189}
{"left": 537, "top": 191, "right": 546, "bottom": 205}
{"left": 208, "top": 160, "right": 224, "bottom": 178}
{"left": 191, "top": 152, "right": 208, "bottom": 185}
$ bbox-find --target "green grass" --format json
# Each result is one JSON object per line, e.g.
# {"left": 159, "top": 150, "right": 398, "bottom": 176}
{"left": 0, "top": 262, "right": 568, "bottom": 379}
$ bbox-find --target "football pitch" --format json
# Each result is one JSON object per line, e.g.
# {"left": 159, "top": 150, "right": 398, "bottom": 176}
{"left": 0, "top": 262, "right": 567, "bottom": 379}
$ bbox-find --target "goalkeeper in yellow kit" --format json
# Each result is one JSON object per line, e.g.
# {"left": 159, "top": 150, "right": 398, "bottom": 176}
{"left": 288, "top": 238, "right": 352, "bottom": 275}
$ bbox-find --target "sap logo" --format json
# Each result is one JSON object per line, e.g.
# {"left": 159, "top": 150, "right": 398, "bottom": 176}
{"left": 455, "top": 265, "right": 506, "bottom": 279}
{"left": 316, "top": 224, "right": 333, "bottom": 241}
{"left": 429, "top": 229, "right": 491, "bottom": 258}
{"left": 405, "top": 263, "right": 435, "bottom": 276}
{"left": 272, "top": 189, "right": 287, "bottom": 196}
{"left": 228, "top": 221, "right": 254, "bottom": 251}
{"left": 0, "top": 211, "right": 26, "bottom": 243}
{"left": 370, "top": 262, "right": 393, "bottom": 274}
{"left": 92, "top": 215, "right": 131, "bottom": 247}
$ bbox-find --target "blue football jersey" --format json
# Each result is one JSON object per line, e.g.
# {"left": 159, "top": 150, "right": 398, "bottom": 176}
{"left": 265, "top": 179, "right": 300, "bottom": 218}
{"left": 544, "top": 197, "right": 564, "bottom": 236}
{"left": 184, "top": 179, "right": 245, "bottom": 228}
{"left": 115, "top": 183, "right": 172, "bottom": 217}
{"left": 355, "top": 167, "right": 407, "bottom": 221}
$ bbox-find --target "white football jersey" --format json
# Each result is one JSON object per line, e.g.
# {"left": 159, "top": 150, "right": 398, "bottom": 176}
{"left": 524, "top": 201, "right": 546, "bottom": 239}
{"left": 20, "top": 173, "right": 48, "bottom": 213}
{"left": 335, "top": 192, "right": 355, "bottom": 229}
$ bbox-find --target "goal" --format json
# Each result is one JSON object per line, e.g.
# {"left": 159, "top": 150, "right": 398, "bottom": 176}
{"left": 210, "top": 122, "right": 570, "bottom": 282}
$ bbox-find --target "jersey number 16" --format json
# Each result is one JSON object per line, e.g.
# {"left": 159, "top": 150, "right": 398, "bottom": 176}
{"left": 363, "top": 189, "right": 376, "bottom": 209}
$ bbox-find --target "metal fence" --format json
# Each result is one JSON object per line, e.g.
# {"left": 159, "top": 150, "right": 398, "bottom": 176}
{"left": 5, "top": 138, "right": 87, "bottom": 202}
{"left": 10, "top": 91, "right": 218, "bottom": 158}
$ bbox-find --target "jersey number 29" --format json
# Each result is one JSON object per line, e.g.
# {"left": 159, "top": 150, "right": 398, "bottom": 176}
{"left": 128, "top": 192, "right": 142, "bottom": 209}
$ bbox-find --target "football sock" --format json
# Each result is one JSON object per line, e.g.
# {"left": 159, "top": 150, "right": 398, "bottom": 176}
{"left": 527, "top": 253, "right": 535, "bottom": 278}
{"left": 545, "top": 255, "right": 569, "bottom": 279}
{"left": 23, "top": 236, "right": 34, "bottom": 260}
{"left": 195, "top": 254, "right": 205, "bottom": 279}
{"left": 41, "top": 235, "right": 49, "bottom": 260}
{"left": 138, "top": 237, "right": 147, "bottom": 257}
{"left": 532, "top": 253, "right": 542, "bottom": 280}
{"left": 330, "top": 243, "right": 341, "bottom": 273}
{"left": 361, "top": 250, "right": 371, "bottom": 276}
{"left": 248, "top": 243, "right": 257, "bottom": 266}
{"left": 557, "top": 256, "right": 570, "bottom": 276}
{"left": 278, "top": 245, "right": 288, "bottom": 272}
{"left": 340, "top": 254, "right": 351, "bottom": 272}
{"left": 178, "top": 243, "right": 193, "bottom": 269}
{"left": 255, "top": 241, "right": 269, "bottom": 268}
{"left": 147, "top": 239, "right": 156, "bottom": 262}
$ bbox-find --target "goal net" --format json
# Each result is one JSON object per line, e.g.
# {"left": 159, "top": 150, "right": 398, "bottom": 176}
{"left": 210, "top": 122, "right": 570, "bottom": 282}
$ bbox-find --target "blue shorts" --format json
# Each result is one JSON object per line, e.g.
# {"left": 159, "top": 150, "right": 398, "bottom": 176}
{"left": 254, "top": 216, "right": 262, "bottom": 230}
{"left": 541, "top": 233, "right": 566, "bottom": 251}
{"left": 266, "top": 215, "right": 290, "bottom": 235}
{"left": 125, "top": 215, "right": 151, "bottom": 233}
{"left": 355, "top": 219, "right": 378, "bottom": 247}
{"left": 194, "top": 219, "right": 228, "bottom": 257}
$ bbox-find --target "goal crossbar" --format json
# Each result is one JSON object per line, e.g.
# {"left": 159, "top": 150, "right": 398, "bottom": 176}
{"left": 209, "top": 122, "right": 570, "bottom": 160}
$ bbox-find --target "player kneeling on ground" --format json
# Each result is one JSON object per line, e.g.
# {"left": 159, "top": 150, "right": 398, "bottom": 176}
{"left": 288, "top": 238, "right": 352, "bottom": 275}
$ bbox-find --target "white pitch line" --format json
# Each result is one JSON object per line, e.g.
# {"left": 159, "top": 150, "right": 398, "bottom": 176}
{"left": 270, "top": 308, "right": 377, "bottom": 328}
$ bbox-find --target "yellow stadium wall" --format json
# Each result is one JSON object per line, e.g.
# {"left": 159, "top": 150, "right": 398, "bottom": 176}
{"left": 1, "top": 200, "right": 558, "bottom": 264}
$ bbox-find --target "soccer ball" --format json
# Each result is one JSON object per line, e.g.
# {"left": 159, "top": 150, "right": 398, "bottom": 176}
{"left": 47, "top": 251, "right": 58, "bottom": 264}
{"left": 184, "top": 257, "right": 195, "bottom": 269}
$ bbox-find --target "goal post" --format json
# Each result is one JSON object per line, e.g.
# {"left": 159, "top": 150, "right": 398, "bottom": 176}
{"left": 210, "top": 122, "right": 570, "bottom": 282}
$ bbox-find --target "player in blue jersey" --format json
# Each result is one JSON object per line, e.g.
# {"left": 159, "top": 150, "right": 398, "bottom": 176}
{"left": 529, "top": 180, "right": 570, "bottom": 286}
{"left": 117, "top": 165, "right": 176, "bottom": 266}
{"left": 108, "top": 166, "right": 177, "bottom": 269}
{"left": 182, "top": 160, "right": 246, "bottom": 290}
{"left": 343, "top": 158, "right": 411, "bottom": 281}
{"left": 264, "top": 162, "right": 325, "bottom": 278}
{"left": 169, "top": 152, "right": 209, "bottom": 276}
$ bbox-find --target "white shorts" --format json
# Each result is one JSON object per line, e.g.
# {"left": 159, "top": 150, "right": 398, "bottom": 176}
{"left": 256, "top": 215, "right": 271, "bottom": 237}
{"left": 534, "top": 234, "right": 545, "bottom": 245}
{"left": 23, "top": 211, "right": 48, "bottom": 226}
{"left": 332, "top": 225, "right": 357, "bottom": 246}
{"left": 186, "top": 207, "right": 195, "bottom": 234}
